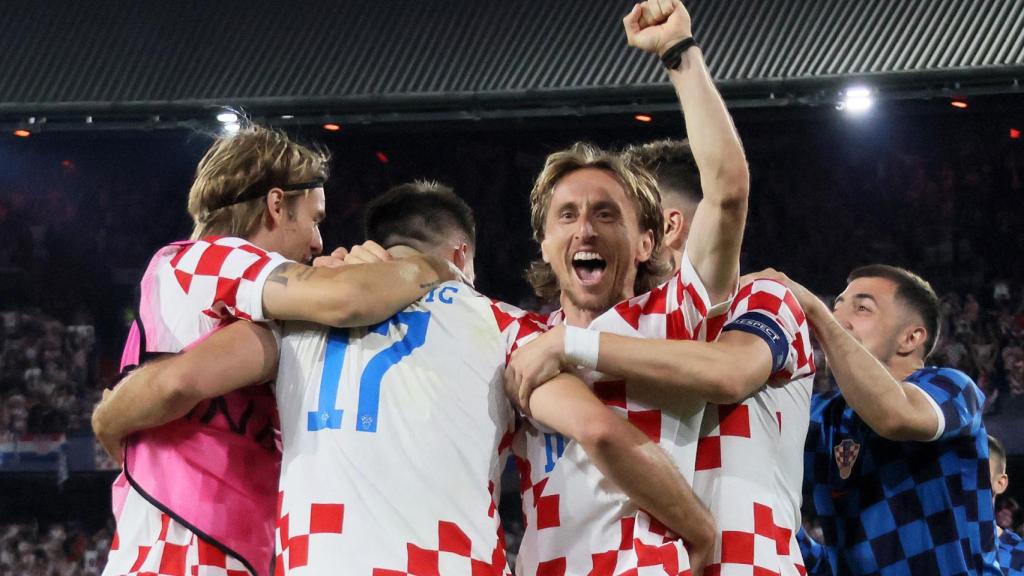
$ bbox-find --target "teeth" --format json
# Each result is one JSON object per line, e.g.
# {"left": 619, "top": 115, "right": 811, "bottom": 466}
{"left": 573, "top": 251, "right": 605, "bottom": 263}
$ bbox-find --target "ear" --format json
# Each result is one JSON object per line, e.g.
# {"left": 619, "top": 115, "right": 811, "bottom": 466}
{"left": 636, "top": 228, "right": 654, "bottom": 264}
{"left": 540, "top": 237, "right": 551, "bottom": 264}
{"left": 264, "top": 188, "right": 286, "bottom": 228}
{"left": 897, "top": 324, "right": 929, "bottom": 356}
{"left": 993, "top": 472, "right": 1009, "bottom": 496}
{"left": 663, "top": 208, "right": 687, "bottom": 251}
{"left": 452, "top": 242, "right": 468, "bottom": 270}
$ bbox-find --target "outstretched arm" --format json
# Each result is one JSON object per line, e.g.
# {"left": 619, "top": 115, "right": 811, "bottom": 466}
{"left": 262, "top": 249, "right": 453, "bottom": 328}
{"left": 92, "top": 321, "right": 278, "bottom": 463}
{"left": 507, "top": 323, "right": 772, "bottom": 406}
{"left": 625, "top": 0, "right": 748, "bottom": 304}
{"left": 748, "top": 269, "right": 940, "bottom": 441}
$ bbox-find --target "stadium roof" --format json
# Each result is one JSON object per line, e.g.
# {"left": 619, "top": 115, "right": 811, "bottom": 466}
{"left": 2, "top": 0, "right": 1023, "bottom": 128}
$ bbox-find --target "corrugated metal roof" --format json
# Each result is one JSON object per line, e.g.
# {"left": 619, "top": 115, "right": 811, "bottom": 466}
{"left": 1, "top": 0, "right": 1022, "bottom": 116}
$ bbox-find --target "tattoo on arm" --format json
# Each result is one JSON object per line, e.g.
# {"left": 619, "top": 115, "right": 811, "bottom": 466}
{"left": 267, "top": 263, "right": 316, "bottom": 288}
{"left": 266, "top": 264, "right": 294, "bottom": 287}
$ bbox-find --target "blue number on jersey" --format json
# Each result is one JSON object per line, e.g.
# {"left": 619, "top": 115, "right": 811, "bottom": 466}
{"left": 307, "top": 311, "right": 431, "bottom": 432}
{"left": 544, "top": 432, "right": 567, "bottom": 472}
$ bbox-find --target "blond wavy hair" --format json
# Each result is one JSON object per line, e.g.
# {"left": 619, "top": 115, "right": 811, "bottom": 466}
{"left": 526, "top": 142, "right": 670, "bottom": 303}
{"left": 187, "top": 124, "right": 329, "bottom": 239}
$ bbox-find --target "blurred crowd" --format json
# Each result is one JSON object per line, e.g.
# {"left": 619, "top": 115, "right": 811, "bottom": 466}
{"left": 0, "top": 310, "right": 98, "bottom": 440}
{"left": 0, "top": 522, "right": 112, "bottom": 576}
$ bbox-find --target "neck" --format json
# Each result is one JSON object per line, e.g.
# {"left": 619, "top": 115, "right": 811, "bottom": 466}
{"left": 886, "top": 355, "right": 925, "bottom": 382}
{"left": 560, "top": 301, "right": 602, "bottom": 327}
{"left": 387, "top": 244, "right": 423, "bottom": 259}
{"left": 245, "top": 228, "right": 276, "bottom": 253}
{"left": 558, "top": 288, "right": 634, "bottom": 328}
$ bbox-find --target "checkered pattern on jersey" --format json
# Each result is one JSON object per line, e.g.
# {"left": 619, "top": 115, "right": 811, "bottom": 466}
{"left": 696, "top": 502, "right": 802, "bottom": 576}
{"left": 106, "top": 508, "right": 251, "bottom": 576}
{"left": 168, "top": 236, "right": 284, "bottom": 321}
{"left": 531, "top": 514, "right": 691, "bottom": 576}
{"left": 722, "top": 279, "right": 815, "bottom": 382}
{"left": 999, "top": 530, "right": 1024, "bottom": 576}
{"left": 515, "top": 252, "right": 724, "bottom": 576}
{"left": 490, "top": 300, "right": 549, "bottom": 364}
{"left": 273, "top": 492, "right": 345, "bottom": 575}
{"left": 690, "top": 280, "right": 813, "bottom": 576}
{"left": 803, "top": 367, "right": 999, "bottom": 576}
{"left": 696, "top": 279, "right": 815, "bottom": 472}
{"left": 514, "top": 452, "right": 692, "bottom": 576}
{"left": 273, "top": 488, "right": 509, "bottom": 576}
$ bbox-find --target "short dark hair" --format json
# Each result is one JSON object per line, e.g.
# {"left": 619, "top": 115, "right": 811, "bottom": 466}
{"left": 364, "top": 180, "right": 476, "bottom": 254}
{"left": 847, "top": 264, "right": 941, "bottom": 358}
{"left": 989, "top": 434, "right": 1007, "bottom": 472}
{"left": 622, "top": 139, "right": 703, "bottom": 206}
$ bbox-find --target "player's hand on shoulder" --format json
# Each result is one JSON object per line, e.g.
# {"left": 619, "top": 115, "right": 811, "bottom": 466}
{"left": 623, "top": 0, "right": 693, "bottom": 57}
{"left": 312, "top": 247, "right": 348, "bottom": 268}
{"left": 505, "top": 326, "right": 567, "bottom": 414}
{"left": 343, "top": 240, "right": 393, "bottom": 265}
{"left": 742, "top": 267, "right": 826, "bottom": 318}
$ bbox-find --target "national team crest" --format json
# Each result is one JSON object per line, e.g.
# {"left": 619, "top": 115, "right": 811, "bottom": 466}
{"left": 834, "top": 439, "right": 860, "bottom": 480}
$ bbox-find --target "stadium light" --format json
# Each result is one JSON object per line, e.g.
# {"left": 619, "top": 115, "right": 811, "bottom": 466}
{"left": 950, "top": 98, "right": 968, "bottom": 109}
{"left": 1012, "top": 128, "right": 1021, "bottom": 140}
{"left": 837, "top": 86, "right": 873, "bottom": 115}
{"left": 216, "top": 112, "right": 239, "bottom": 124}
{"left": 634, "top": 114, "right": 653, "bottom": 123}
{"left": 222, "top": 122, "right": 241, "bottom": 134}
{"left": 13, "top": 129, "right": 30, "bottom": 138}
{"left": 376, "top": 151, "right": 389, "bottom": 164}
{"left": 323, "top": 123, "right": 341, "bottom": 132}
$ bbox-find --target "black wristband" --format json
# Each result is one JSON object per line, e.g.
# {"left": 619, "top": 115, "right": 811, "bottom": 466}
{"left": 660, "top": 37, "right": 699, "bottom": 71}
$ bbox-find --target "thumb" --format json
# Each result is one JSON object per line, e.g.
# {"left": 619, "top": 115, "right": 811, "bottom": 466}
{"left": 623, "top": 4, "right": 643, "bottom": 41}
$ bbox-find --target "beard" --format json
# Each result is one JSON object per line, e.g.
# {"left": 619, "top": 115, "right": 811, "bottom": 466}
{"left": 560, "top": 275, "right": 628, "bottom": 316}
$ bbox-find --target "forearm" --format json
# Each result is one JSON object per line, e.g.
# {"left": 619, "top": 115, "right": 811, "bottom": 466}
{"left": 92, "top": 362, "right": 198, "bottom": 443}
{"left": 527, "top": 373, "right": 714, "bottom": 550}
{"left": 669, "top": 49, "right": 748, "bottom": 301}
{"left": 263, "top": 254, "right": 450, "bottom": 327}
{"left": 595, "top": 332, "right": 770, "bottom": 404}
{"left": 807, "top": 306, "right": 933, "bottom": 440}
{"left": 586, "top": 420, "right": 714, "bottom": 549}
{"left": 670, "top": 48, "right": 749, "bottom": 204}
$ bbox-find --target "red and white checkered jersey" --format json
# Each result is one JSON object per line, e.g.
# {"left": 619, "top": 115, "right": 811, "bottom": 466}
{"left": 692, "top": 279, "right": 815, "bottom": 576}
{"left": 272, "top": 282, "right": 546, "bottom": 575}
{"left": 139, "top": 235, "right": 287, "bottom": 346}
{"left": 515, "top": 251, "right": 732, "bottom": 576}
{"left": 110, "top": 235, "right": 289, "bottom": 576}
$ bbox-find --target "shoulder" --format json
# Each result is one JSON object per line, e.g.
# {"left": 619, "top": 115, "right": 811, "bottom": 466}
{"left": 1001, "top": 529, "right": 1024, "bottom": 548}
{"left": 810, "top": 390, "right": 844, "bottom": 419}
{"left": 907, "top": 366, "right": 980, "bottom": 397}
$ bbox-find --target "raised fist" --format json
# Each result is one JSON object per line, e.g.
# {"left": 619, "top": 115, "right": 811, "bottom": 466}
{"left": 623, "top": 0, "right": 694, "bottom": 57}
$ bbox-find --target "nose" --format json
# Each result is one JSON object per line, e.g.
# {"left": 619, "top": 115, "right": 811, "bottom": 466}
{"left": 310, "top": 227, "right": 324, "bottom": 257}
{"left": 574, "top": 214, "right": 597, "bottom": 241}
